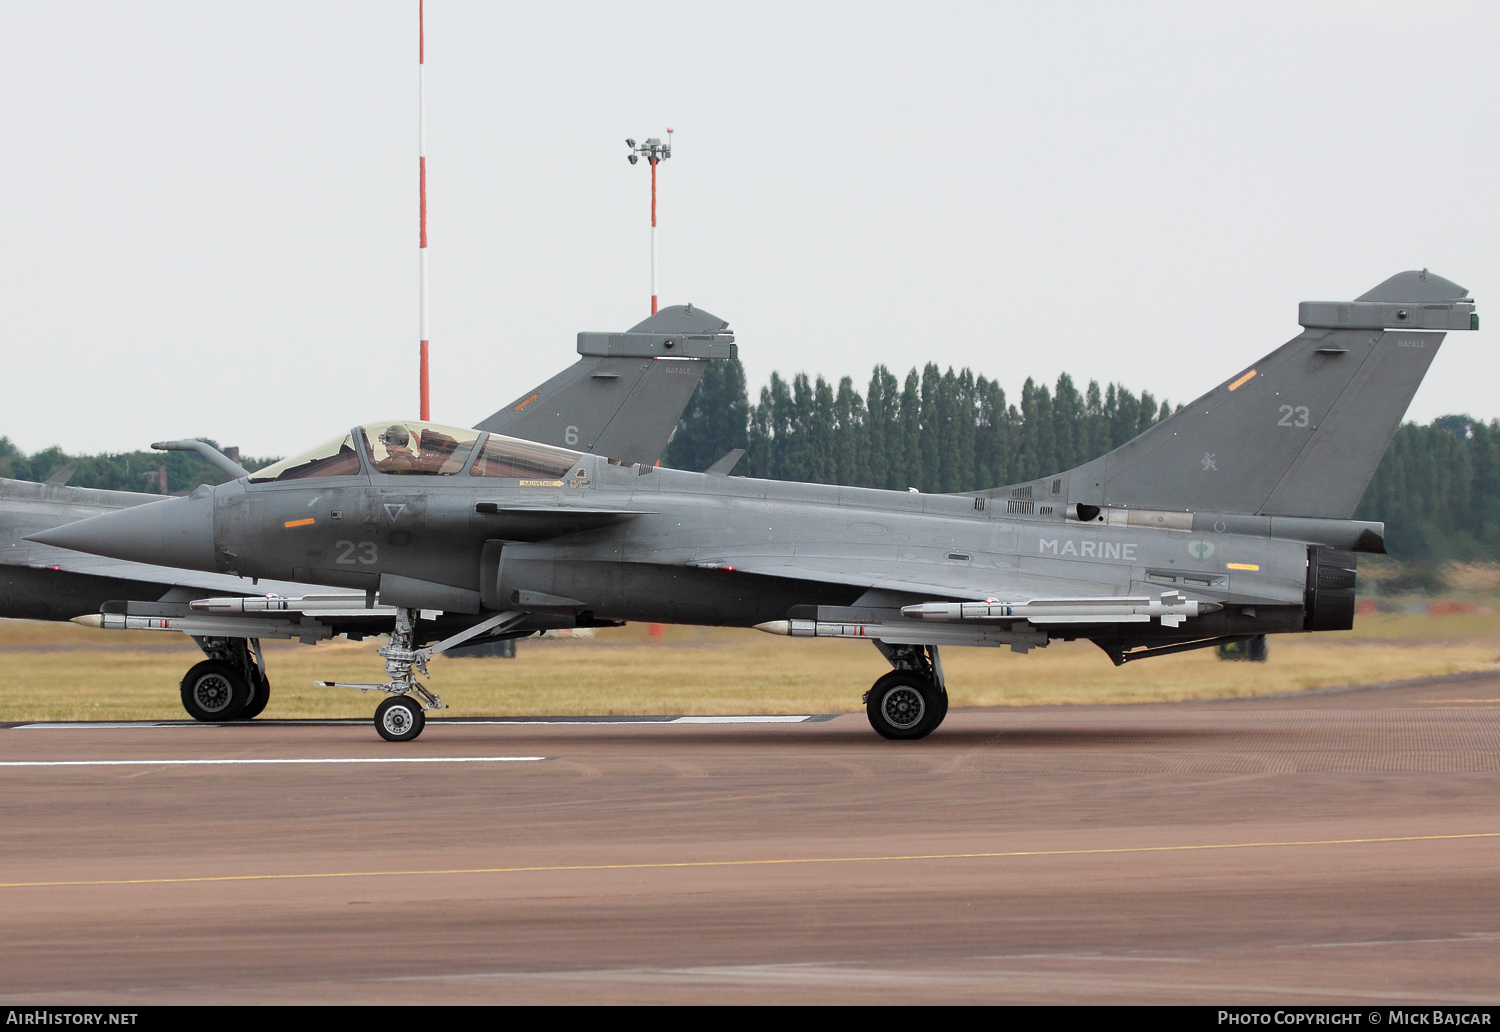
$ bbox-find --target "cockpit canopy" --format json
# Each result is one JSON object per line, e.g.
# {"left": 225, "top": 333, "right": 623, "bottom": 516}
{"left": 247, "top": 431, "right": 361, "bottom": 483}
{"left": 362, "top": 422, "right": 481, "bottom": 476}
{"left": 247, "top": 422, "right": 582, "bottom": 483}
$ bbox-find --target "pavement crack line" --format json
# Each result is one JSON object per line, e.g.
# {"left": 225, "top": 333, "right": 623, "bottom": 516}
{"left": 0, "top": 830, "right": 1494, "bottom": 890}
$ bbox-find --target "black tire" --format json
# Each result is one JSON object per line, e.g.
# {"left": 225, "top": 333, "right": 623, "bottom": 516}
{"left": 866, "top": 671, "right": 942, "bottom": 740}
{"left": 930, "top": 683, "right": 949, "bottom": 731}
{"left": 240, "top": 670, "right": 271, "bottom": 720}
{"left": 180, "top": 660, "right": 251, "bottom": 722}
{"left": 1248, "top": 635, "right": 1269, "bottom": 662}
{"left": 375, "top": 695, "right": 426, "bottom": 743}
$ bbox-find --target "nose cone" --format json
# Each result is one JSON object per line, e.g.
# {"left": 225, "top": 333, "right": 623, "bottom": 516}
{"left": 26, "top": 494, "right": 216, "bottom": 572}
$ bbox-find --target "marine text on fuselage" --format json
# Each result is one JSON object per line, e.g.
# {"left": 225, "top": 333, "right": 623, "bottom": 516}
{"left": 1039, "top": 538, "right": 1137, "bottom": 561}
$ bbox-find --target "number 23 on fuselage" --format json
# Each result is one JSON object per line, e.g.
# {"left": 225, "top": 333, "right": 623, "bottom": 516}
{"left": 220, "top": 420, "right": 584, "bottom": 591}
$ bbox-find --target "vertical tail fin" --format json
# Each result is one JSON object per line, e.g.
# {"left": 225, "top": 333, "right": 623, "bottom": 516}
{"left": 473, "top": 305, "right": 736, "bottom": 465}
{"left": 1058, "top": 271, "right": 1477, "bottom": 518}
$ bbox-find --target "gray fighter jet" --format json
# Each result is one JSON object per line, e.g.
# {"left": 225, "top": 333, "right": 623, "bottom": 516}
{"left": 4, "top": 305, "right": 734, "bottom": 721}
{"left": 32, "top": 272, "right": 1476, "bottom": 742}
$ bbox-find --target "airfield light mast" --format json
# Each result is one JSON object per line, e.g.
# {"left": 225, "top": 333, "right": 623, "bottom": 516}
{"left": 418, "top": 0, "right": 430, "bottom": 420}
{"left": 626, "top": 131, "right": 673, "bottom": 314}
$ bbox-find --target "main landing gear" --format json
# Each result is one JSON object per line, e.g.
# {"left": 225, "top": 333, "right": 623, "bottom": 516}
{"left": 180, "top": 637, "right": 270, "bottom": 722}
{"left": 864, "top": 642, "right": 948, "bottom": 740}
{"left": 317, "top": 607, "right": 525, "bottom": 743}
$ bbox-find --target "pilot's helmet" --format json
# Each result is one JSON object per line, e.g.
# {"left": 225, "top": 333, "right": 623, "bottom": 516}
{"left": 379, "top": 425, "right": 411, "bottom": 448}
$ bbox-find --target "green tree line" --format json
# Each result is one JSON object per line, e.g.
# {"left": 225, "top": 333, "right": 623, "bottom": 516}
{"left": 663, "top": 359, "right": 1500, "bottom": 563}
{"left": 663, "top": 360, "right": 1174, "bottom": 492}
{"left": 1354, "top": 416, "right": 1500, "bottom": 562}
{"left": 0, "top": 439, "right": 275, "bottom": 495}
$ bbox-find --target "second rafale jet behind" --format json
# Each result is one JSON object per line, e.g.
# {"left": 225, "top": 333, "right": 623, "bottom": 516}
{"left": 33, "top": 271, "right": 1477, "bottom": 742}
{"left": 3, "top": 304, "right": 736, "bottom": 721}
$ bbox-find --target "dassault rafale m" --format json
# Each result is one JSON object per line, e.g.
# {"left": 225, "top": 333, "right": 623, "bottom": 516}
{"left": 4, "top": 305, "right": 735, "bottom": 721}
{"left": 32, "top": 272, "right": 1477, "bottom": 742}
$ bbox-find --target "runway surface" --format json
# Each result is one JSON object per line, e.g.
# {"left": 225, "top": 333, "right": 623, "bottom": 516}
{"left": 3, "top": 674, "right": 1500, "bottom": 1004}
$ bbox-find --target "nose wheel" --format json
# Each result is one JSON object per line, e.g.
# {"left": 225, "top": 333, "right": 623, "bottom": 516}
{"left": 375, "top": 695, "right": 426, "bottom": 742}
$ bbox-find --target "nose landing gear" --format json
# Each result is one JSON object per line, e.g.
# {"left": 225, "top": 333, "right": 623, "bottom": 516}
{"left": 317, "top": 608, "right": 525, "bottom": 742}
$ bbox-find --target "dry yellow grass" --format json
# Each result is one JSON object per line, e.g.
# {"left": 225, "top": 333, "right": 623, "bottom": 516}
{"left": 2, "top": 610, "right": 1497, "bottom": 722}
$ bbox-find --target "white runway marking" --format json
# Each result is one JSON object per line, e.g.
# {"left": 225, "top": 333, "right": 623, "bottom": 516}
{"left": 458, "top": 716, "right": 816, "bottom": 725}
{"left": 671, "top": 716, "right": 811, "bottom": 724}
{"left": 0, "top": 757, "right": 547, "bottom": 767}
{"left": 11, "top": 715, "right": 820, "bottom": 729}
{"left": 15, "top": 723, "right": 209, "bottom": 730}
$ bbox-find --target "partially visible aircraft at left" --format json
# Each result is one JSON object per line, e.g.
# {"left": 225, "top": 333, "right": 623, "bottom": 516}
{"left": 0, "top": 305, "right": 736, "bottom": 721}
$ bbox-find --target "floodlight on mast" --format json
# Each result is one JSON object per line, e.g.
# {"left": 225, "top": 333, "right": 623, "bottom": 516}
{"left": 626, "top": 130, "right": 673, "bottom": 314}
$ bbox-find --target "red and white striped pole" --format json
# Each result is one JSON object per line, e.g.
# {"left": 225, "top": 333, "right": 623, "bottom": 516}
{"left": 649, "top": 154, "right": 657, "bottom": 315}
{"left": 418, "top": 0, "right": 430, "bottom": 420}
{"left": 628, "top": 130, "right": 672, "bottom": 316}
{"left": 651, "top": 154, "right": 657, "bottom": 315}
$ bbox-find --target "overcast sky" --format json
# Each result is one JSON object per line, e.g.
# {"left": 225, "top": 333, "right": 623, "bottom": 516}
{"left": 2, "top": 1, "right": 1496, "bottom": 457}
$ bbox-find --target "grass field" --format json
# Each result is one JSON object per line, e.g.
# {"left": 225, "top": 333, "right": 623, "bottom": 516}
{"left": 2, "top": 603, "right": 1497, "bottom": 722}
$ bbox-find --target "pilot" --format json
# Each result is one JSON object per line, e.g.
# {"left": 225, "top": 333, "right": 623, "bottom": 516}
{"left": 375, "top": 425, "right": 419, "bottom": 473}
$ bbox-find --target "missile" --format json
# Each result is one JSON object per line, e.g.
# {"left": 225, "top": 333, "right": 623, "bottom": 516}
{"left": 190, "top": 595, "right": 394, "bottom": 615}
{"left": 70, "top": 613, "right": 324, "bottom": 638}
{"left": 900, "top": 590, "right": 1220, "bottom": 628}
{"left": 755, "top": 619, "right": 868, "bottom": 638}
{"left": 72, "top": 613, "right": 166, "bottom": 630}
{"left": 753, "top": 619, "right": 1049, "bottom": 650}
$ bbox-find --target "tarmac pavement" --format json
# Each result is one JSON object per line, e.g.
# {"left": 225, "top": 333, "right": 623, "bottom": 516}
{"left": 2, "top": 674, "right": 1498, "bottom": 1004}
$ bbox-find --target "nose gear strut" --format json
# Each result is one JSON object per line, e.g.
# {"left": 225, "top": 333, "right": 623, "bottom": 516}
{"left": 317, "top": 608, "right": 525, "bottom": 740}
